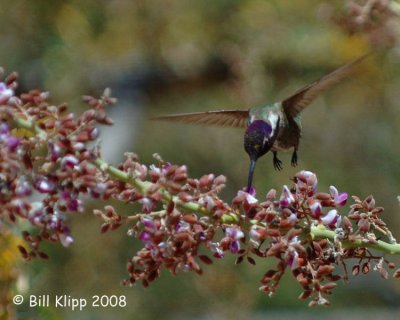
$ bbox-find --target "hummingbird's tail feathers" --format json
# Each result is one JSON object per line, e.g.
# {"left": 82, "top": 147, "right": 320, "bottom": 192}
{"left": 151, "top": 110, "right": 249, "bottom": 128}
{"left": 282, "top": 53, "right": 370, "bottom": 118}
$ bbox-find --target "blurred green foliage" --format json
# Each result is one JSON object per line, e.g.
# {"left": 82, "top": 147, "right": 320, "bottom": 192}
{"left": 1, "top": 0, "right": 400, "bottom": 319}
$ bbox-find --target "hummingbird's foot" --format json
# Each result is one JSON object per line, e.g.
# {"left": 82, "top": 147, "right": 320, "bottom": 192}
{"left": 291, "top": 149, "right": 298, "bottom": 167}
{"left": 273, "top": 152, "right": 283, "bottom": 171}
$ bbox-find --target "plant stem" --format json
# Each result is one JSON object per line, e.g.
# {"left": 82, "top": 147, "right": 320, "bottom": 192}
{"left": 92, "top": 158, "right": 234, "bottom": 219}
{"left": 13, "top": 115, "right": 47, "bottom": 140}
{"left": 12, "top": 113, "right": 237, "bottom": 220}
{"left": 311, "top": 224, "right": 400, "bottom": 254}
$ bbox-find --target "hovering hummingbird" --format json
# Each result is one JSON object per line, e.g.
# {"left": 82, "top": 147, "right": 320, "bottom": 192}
{"left": 153, "top": 55, "right": 368, "bottom": 192}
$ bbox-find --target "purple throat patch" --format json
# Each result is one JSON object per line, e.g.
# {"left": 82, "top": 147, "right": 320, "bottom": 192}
{"left": 246, "top": 120, "right": 272, "bottom": 136}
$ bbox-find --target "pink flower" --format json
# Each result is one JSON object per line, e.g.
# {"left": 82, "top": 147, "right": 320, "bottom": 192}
{"left": 280, "top": 185, "right": 294, "bottom": 207}
{"left": 0, "top": 82, "right": 13, "bottom": 103}
{"left": 321, "top": 209, "right": 342, "bottom": 228}
{"left": 236, "top": 190, "right": 258, "bottom": 205}
{"left": 48, "top": 142, "right": 61, "bottom": 161}
{"left": 200, "top": 195, "right": 216, "bottom": 211}
{"left": 288, "top": 213, "right": 298, "bottom": 224}
{"left": 210, "top": 242, "right": 224, "bottom": 258}
{"left": 287, "top": 250, "right": 300, "bottom": 270}
{"left": 296, "top": 170, "right": 318, "bottom": 194}
{"left": 34, "top": 177, "right": 55, "bottom": 193}
{"left": 225, "top": 227, "right": 244, "bottom": 254}
{"left": 61, "top": 155, "right": 79, "bottom": 169}
{"left": 141, "top": 216, "right": 157, "bottom": 230}
{"left": 249, "top": 227, "right": 262, "bottom": 242}
{"left": 310, "top": 201, "right": 322, "bottom": 219}
{"left": 139, "top": 197, "right": 155, "bottom": 213}
{"left": 139, "top": 231, "right": 152, "bottom": 243}
{"left": 59, "top": 233, "right": 74, "bottom": 247}
{"left": 59, "top": 192, "right": 83, "bottom": 212}
{"left": 89, "top": 127, "right": 99, "bottom": 140}
{"left": 16, "top": 179, "right": 32, "bottom": 196}
{"left": 7, "top": 136, "right": 20, "bottom": 151}
{"left": 225, "top": 227, "right": 244, "bottom": 240}
{"left": 329, "top": 186, "right": 348, "bottom": 207}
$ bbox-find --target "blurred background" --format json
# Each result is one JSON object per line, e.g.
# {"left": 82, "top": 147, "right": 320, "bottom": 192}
{"left": 1, "top": 0, "right": 400, "bottom": 319}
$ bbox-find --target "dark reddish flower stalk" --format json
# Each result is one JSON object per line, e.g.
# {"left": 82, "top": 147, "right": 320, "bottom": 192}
{"left": 0, "top": 68, "right": 399, "bottom": 306}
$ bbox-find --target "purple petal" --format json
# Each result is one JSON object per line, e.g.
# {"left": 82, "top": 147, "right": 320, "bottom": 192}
{"left": 225, "top": 227, "right": 244, "bottom": 240}
{"left": 67, "top": 198, "right": 83, "bottom": 212}
{"left": 330, "top": 186, "right": 348, "bottom": 207}
{"left": 287, "top": 251, "right": 299, "bottom": 270}
{"left": 48, "top": 142, "right": 62, "bottom": 161}
{"left": 0, "top": 122, "right": 9, "bottom": 135}
{"left": 176, "top": 221, "right": 190, "bottom": 232}
{"left": 246, "top": 186, "right": 256, "bottom": 196}
{"left": 16, "top": 180, "right": 32, "bottom": 196}
{"left": 139, "top": 231, "right": 152, "bottom": 243}
{"left": 230, "top": 240, "right": 241, "bottom": 254}
{"left": 336, "top": 192, "right": 348, "bottom": 207}
{"left": 280, "top": 185, "right": 294, "bottom": 207}
{"left": 321, "top": 209, "right": 341, "bottom": 228}
{"left": 139, "top": 197, "right": 154, "bottom": 213}
{"left": 161, "top": 162, "right": 172, "bottom": 175}
{"left": 34, "top": 177, "right": 55, "bottom": 193}
{"left": 310, "top": 201, "right": 322, "bottom": 219}
{"left": 198, "top": 231, "right": 207, "bottom": 241}
{"left": 7, "top": 136, "right": 20, "bottom": 151}
{"left": 237, "top": 190, "right": 258, "bottom": 204}
{"left": 61, "top": 155, "right": 79, "bottom": 169}
{"left": 142, "top": 217, "right": 156, "bottom": 230}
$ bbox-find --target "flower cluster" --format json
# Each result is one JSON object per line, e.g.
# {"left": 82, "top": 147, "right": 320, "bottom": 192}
{"left": 113, "top": 167, "right": 399, "bottom": 306}
{"left": 0, "top": 69, "right": 115, "bottom": 259}
{"left": 321, "top": 0, "right": 400, "bottom": 48}
{"left": 0, "top": 67, "right": 399, "bottom": 307}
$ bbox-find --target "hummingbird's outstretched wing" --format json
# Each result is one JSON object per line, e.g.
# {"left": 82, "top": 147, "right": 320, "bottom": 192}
{"left": 282, "top": 54, "right": 369, "bottom": 118}
{"left": 152, "top": 110, "right": 249, "bottom": 128}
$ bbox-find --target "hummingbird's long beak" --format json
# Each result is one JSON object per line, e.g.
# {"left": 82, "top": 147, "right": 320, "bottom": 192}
{"left": 246, "top": 159, "right": 257, "bottom": 193}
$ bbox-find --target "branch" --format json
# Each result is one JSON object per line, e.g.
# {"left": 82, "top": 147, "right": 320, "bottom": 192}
{"left": 11, "top": 112, "right": 239, "bottom": 222}
{"left": 311, "top": 224, "right": 400, "bottom": 255}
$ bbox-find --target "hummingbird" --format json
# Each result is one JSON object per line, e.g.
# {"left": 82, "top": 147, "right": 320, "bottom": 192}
{"left": 153, "top": 55, "right": 368, "bottom": 192}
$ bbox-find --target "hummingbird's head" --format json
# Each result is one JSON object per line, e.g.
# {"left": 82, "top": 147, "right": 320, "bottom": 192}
{"left": 244, "top": 119, "right": 279, "bottom": 160}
